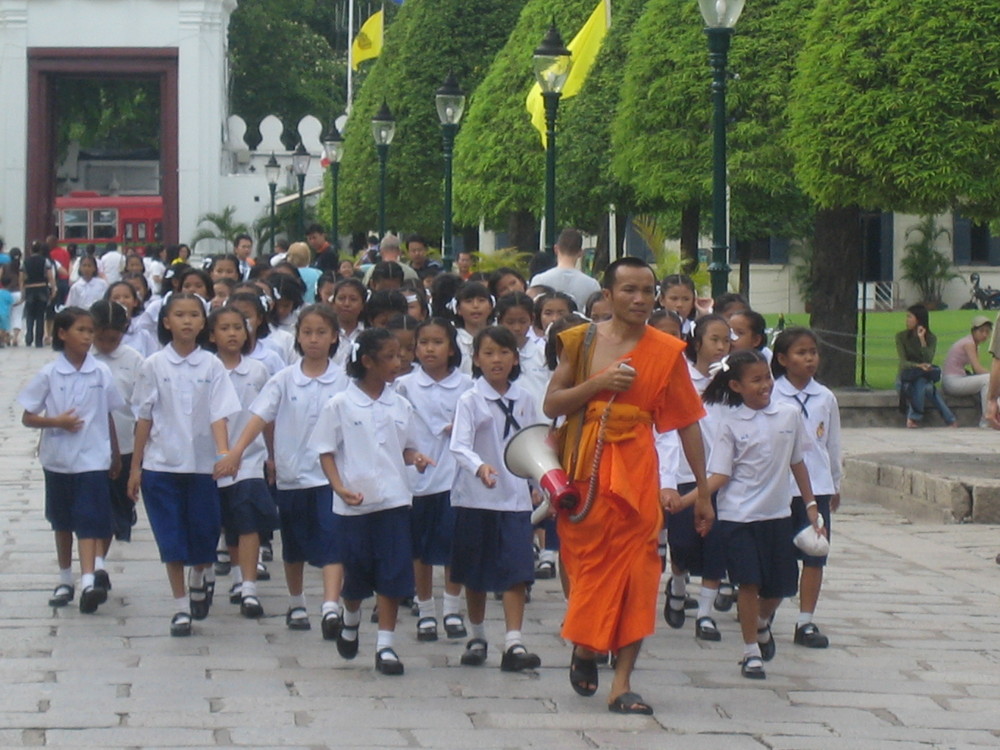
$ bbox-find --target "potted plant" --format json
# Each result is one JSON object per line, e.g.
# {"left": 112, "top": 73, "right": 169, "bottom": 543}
{"left": 900, "top": 215, "right": 958, "bottom": 309}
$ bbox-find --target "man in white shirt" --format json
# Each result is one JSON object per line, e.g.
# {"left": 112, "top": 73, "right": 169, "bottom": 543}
{"left": 99, "top": 243, "right": 124, "bottom": 284}
{"left": 528, "top": 228, "right": 600, "bottom": 307}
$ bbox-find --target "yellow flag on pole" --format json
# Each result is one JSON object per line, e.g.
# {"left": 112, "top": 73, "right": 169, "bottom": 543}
{"left": 352, "top": 9, "right": 384, "bottom": 71}
{"left": 526, "top": 0, "right": 609, "bottom": 147}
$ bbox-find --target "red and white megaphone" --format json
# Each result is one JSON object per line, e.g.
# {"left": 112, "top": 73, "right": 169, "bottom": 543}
{"left": 504, "top": 424, "right": 580, "bottom": 525}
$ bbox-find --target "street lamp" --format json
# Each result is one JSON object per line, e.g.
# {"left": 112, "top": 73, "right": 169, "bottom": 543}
{"left": 292, "top": 143, "right": 311, "bottom": 240}
{"left": 264, "top": 152, "right": 281, "bottom": 254}
{"left": 322, "top": 124, "right": 345, "bottom": 251}
{"left": 371, "top": 101, "right": 396, "bottom": 238}
{"left": 533, "top": 23, "right": 572, "bottom": 257}
{"left": 699, "top": 0, "right": 745, "bottom": 298}
{"left": 436, "top": 73, "right": 465, "bottom": 272}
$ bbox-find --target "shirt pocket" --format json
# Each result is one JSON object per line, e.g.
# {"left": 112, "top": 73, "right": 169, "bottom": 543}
{"left": 171, "top": 380, "right": 194, "bottom": 416}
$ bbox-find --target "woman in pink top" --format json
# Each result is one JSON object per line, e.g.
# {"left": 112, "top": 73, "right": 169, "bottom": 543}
{"left": 942, "top": 315, "right": 994, "bottom": 426}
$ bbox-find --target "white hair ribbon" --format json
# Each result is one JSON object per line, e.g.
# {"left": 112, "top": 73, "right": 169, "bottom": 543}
{"left": 708, "top": 356, "right": 731, "bottom": 377}
{"left": 350, "top": 341, "right": 361, "bottom": 363}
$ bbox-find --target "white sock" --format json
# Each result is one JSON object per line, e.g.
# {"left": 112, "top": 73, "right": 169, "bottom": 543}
{"left": 417, "top": 597, "right": 435, "bottom": 620}
{"left": 288, "top": 593, "right": 306, "bottom": 610}
{"left": 471, "top": 621, "right": 486, "bottom": 642}
{"left": 241, "top": 580, "right": 257, "bottom": 598}
{"left": 174, "top": 595, "right": 189, "bottom": 613}
{"left": 59, "top": 568, "right": 73, "bottom": 586}
{"left": 231, "top": 567, "right": 243, "bottom": 585}
{"left": 539, "top": 549, "right": 557, "bottom": 565}
{"left": 669, "top": 575, "right": 686, "bottom": 609}
{"left": 187, "top": 567, "right": 205, "bottom": 589}
{"left": 322, "top": 600, "right": 341, "bottom": 617}
{"left": 442, "top": 592, "right": 462, "bottom": 617}
{"left": 203, "top": 568, "right": 216, "bottom": 585}
{"left": 504, "top": 629, "right": 523, "bottom": 652}
{"left": 797, "top": 611, "right": 813, "bottom": 627}
{"left": 697, "top": 586, "right": 718, "bottom": 618}
{"left": 743, "top": 642, "right": 762, "bottom": 659}
{"left": 81, "top": 573, "right": 95, "bottom": 590}
{"left": 342, "top": 607, "right": 361, "bottom": 639}
{"left": 377, "top": 630, "right": 396, "bottom": 656}
{"left": 94, "top": 556, "right": 106, "bottom": 571}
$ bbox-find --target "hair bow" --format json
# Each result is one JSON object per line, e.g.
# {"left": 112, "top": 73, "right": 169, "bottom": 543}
{"left": 259, "top": 294, "right": 272, "bottom": 312}
{"left": 445, "top": 298, "right": 458, "bottom": 314}
{"left": 349, "top": 341, "right": 361, "bottom": 363}
{"left": 708, "top": 356, "right": 731, "bottom": 377}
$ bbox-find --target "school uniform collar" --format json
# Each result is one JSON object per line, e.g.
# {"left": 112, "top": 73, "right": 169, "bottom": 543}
{"left": 475, "top": 377, "right": 522, "bottom": 402}
{"left": 91, "top": 344, "right": 126, "bottom": 361}
{"left": 231, "top": 355, "right": 253, "bottom": 376}
{"left": 734, "top": 401, "right": 781, "bottom": 420}
{"left": 414, "top": 367, "right": 465, "bottom": 390}
{"left": 345, "top": 380, "right": 395, "bottom": 407}
{"left": 291, "top": 358, "right": 342, "bottom": 387}
{"left": 774, "top": 376, "right": 822, "bottom": 398}
{"left": 164, "top": 344, "right": 208, "bottom": 366}
{"left": 54, "top": 352, "right": 99, "bottom": 375}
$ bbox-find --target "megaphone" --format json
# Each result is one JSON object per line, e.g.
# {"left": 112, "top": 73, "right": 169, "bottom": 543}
{"left": 504, "top": 424, "right": 580, "bottom": 525}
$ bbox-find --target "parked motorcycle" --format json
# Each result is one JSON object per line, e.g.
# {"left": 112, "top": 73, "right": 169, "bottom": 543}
{"left": 961, "top": 273, "right": 1000, "bottom": 310}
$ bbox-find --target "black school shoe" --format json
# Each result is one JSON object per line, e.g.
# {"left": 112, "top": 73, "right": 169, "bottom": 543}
{"left": 79, "top": 585, "right": 107, "bottom": 614}
{"left": 500, "top": 644, "right": 541, "bottom": 672}
{"left": 794, "top": 622, "right": 829, "bottom": 649}
{"left": 48, "top": 584, "right": 74, "bottom": 607}
{"left": 375, "top": 647, "right": 404, "bottom": 676}
{"left": 460, "top": 638, "right": 487, "bottom": 666}
{"left": 93, "top": 569, "right": 111, "bottom": 592}
{"left": 758, "top": 624, "right": 776, "bottom": 662}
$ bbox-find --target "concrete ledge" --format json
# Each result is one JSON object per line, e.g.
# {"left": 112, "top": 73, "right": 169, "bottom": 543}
{"left": 835, "top": 389, "right": 981, "bottom": 427}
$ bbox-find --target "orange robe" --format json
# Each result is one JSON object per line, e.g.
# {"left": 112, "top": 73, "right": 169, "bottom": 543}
{"left": 557, "top": 324, "right": 705, "bottom": 652}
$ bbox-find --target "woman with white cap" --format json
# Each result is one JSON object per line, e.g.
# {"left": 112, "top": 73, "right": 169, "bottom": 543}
{"left": 942, "top": 315, "right": 994, "bottom": 427}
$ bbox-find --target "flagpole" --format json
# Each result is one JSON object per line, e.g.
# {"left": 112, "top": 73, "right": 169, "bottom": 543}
{"left": 347, "top": 0, "right": 355, "bottom": 113}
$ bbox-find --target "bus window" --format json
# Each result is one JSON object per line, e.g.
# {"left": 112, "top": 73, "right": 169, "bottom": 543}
{"left": 62, "top": 209, "right": 89, "bottom": 240}
{"left": 154, "top": 222, "right": 163, "bottom": 242}
{"left": 138, "top": 222, "right": 147, "bottom": 241}
{"left": 93, "top": 209, "right": 117, "bottom": 240}
{"left": 125, "top": 223, "right": 134, "bottom": 242}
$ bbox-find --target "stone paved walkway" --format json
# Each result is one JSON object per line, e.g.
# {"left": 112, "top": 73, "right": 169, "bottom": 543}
{"left": 1, "top": 346, "right": 998, "bottom": 748}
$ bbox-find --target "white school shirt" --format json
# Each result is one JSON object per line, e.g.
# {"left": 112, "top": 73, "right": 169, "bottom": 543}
{"left": 92, "top": 343, "right": 144, "bottom": 455}
{"left": 122, "top": 324, "right": 158, "bottom": 358}
{"left": 310, "top": 381, "right": 417, "bottom": 516}
{"left": 249, "top": 358, "right": 348, "bottom": 490}
{"left": 263, "top": 326, "right": 297, "bottom": 365}
{"left": 99, "top": 250, "right": 124, "bottom": 284}
{"left": 395, "top": 367, "right": 474, "bottom": 496}
{"left": 135, "top": 297, "right": 161, "bottom": 339}
{"left": 218, "top": 356, "right": 270, "bottom": 487}
{"left": 66, "top": 276, "right": 108, "bottom": 309}
{"left": 456, "top": 328, "right": 474, "bottom": 376}
{"left": 517, "top": 339, "right": 550, "bottom": 415}
{"left": 708, "top": 401, "right": 810, "bottom": 523}
{"left": 450, "top": 378, "right": 539, "bottom": 512}
{"left": 132, "top": 344, "right": 241, "bottom": 474}
{"left": 249, "top": 339, "right": 286, "bottom": 377}
{"left": 673, "top": 362, "right": 727, "bottom": 486}
{"left": 18, "top": 352, "right": 125, "bottom": 473}
{"left": 772, "top": 376, "right": 842, "bottom": 496}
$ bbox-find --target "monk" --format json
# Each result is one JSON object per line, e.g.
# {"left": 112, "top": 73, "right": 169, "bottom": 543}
{"left": 544, "top": 257, "right": 713, "bottom": 715}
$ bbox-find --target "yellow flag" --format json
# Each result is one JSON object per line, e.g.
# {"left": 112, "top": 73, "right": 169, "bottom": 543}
{"left": 526, "top": 0, "right": 610, "bottom": 147}
{"left": 352, "top": 9, "right": 384, "bottom": 71}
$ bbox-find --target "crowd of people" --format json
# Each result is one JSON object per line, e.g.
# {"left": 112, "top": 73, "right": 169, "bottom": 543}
{"left": 16, "top": 226, "right": 846, "bottom": 716}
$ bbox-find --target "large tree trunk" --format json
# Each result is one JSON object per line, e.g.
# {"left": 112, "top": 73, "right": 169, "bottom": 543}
{"left": 507, "top": 210, "right": 539, "bottom": 255}
{"left": 592, "top": 219, "right": 610, "bottom": 277}
{"left": 680, "top": 201, "right": 700, "bottom": 274}
{"left": 810, "top": 205, "right": 863, "bottom": 387}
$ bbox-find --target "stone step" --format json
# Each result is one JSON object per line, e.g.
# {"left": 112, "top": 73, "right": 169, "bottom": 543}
{"left": 834, "top": 388, "right": 982, "bottom": 427}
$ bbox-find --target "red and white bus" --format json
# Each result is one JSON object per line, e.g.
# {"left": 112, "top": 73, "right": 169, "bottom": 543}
{"left": 54, "top": 191, "right": 163, "bottom": 250}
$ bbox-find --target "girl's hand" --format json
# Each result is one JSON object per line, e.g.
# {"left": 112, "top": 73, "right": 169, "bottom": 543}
{"left": 831, "top": 493, "right": 840, "bottom": 512}
{"left": 411, "top": 453, "right": 436, "bottom": 474}
{"left": 337, "top": 487, "right": 364, "bottom": 506}
{"left": 694, "top": 489, "right": 715, "bottom": 537}
{"left": 213, "top": 453, "right": 241, "bottom": 480}
{"left": 477, "top": 464, "right": 498, "bottom": 488}
{"left": 109, "top": 452, "right": 122, "bottom": 481}
{"left": 442, "top": 424, "right": 453, "bottom": 436}
{"left": 127, "top": 468, "right": 142, "bottom": 502}
{"left": 54, "top": 410, "right": 85, "bottom": 432}
{"left": 695, "top": 297, "right": 714, "bottom": 316}
{"left": 264, "top": 459, "right": 276, "bottom": 486}
{"left": 659, "top": 488, "right": 681, "bottom": 512}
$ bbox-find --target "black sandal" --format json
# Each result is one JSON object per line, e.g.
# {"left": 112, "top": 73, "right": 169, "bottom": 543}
{"left": 241, "top": 595, "right": 263, "bottom": 619}
{"left": 285, "top": 606, "right": 311, "bottom": 631}
{"left": 569, "top": 649, "right": 599, "bottom": 696}
{"left": 416, "top": 616, "right": 438, "bottom": 642}
{"left": 608, "top": 691, "right": 653, "bottom": 715}
{"left": 48, "top": 584, "right": 74, "bottom": 607}
{"left": 170, "top": 611, "right": 192, "bottom": 637}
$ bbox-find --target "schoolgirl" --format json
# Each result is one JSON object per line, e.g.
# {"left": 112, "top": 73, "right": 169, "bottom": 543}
{"left": 453, "top": 282, "right": 494, "bottom": 377}
{"left": 311, "top": 327, "right": 434, "bottom": 676}
{"left": 728, "top": 309, "right": 772, "bottom": 363}
{"left": 660, "top": 314, "right": 732, "bottom": 640}
{"left": 66, "top": 255, "right": 108, "bottom": 309}
{"left": 530, "top": 291, "right": 576, "bottom": 349}
{"left": 685, "top": 349, "right": 823, "bottom": 679}
{"left": 227, "top": 292, "right": 287, "bottom": 376}
{"left": 206, "top": 306, "right": 278, "bottom": 618}
{"left": 332, "top": 277, "right": 367, "bottom": 346}
{"left": 488, "top": 267, "right": 528, "bottom": 300}
{"left": 216, "top": 304, "right": 347, "bottom": 636}
{"left": 19, "top": 306, "right": 123, "bottom": 613}
{"left": 232, "top": 281, "right": 295, "bottom": 365}
{"left": 658, "top": 274, "right": 699, "bottom": 338}
{"left": 178, "top": 267, "right": 215, "bottom": 301}
{"left": 268, "top": 273, "right": 305, "bottom": 335}
{"left": 128, "top": 293, "right": 241, "bottom": 636}
{"left": 105, "top": 281, "right": 158, "bottom": 357}
{"left": 90, "top": 300, "right": 144, "bottom": 584}
{"left": 496, "top": 292, "right": 549, "bottom": 413}
{"left": 208, "top": 254, "right": 241, "bottom": 284}
{"left": 385, "top": 314, "right": 419, "bottom": 377}
{"left": 394, "top": 317, "right": 474, "bottom": 643}
{"left": 368, "top": 261, "right": 406, "bottom": 292}
{"left": 449, "top": 326, "right": 542, "bottom": 672}
{"left": 771, "top": 327, "right": 841, "bottom": 649}
{"left": 401, "top": 280, "right": 429, "bottom": 322}
{"left": 212, "top": 277, "right": 237, "bottom": 310}
{"left": 584, "top": 290, "right": 612, "bottom": 324}
{"left": 365, "top": 289, "right": 408, "bottom": 328}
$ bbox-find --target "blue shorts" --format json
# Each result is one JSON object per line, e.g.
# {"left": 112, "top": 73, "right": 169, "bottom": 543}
{"left": 220, "top": 479, "right": 279, "bottom": 546}
{"left": 141, "top": 471, "right": 220, "bottom": 565}
{"left": 410, "top": 491, "right": 455, "bottom": 566}
{"left": 44, "top": 469, "right": 114, "bottom": 539}
{"left": 716, "top": 516, "right": 798, "bottom": 600}
{"left": 109, "top": 454, "right": 137, "bottom": 542}
{"left": 791, "top": 495, "right": 833, "bottom": 567}
{"left": 336, "top": 506, "right": 414, "bottom": 601}
{"left": 450, "top": 508, "right": 534, "bottom": 593}
{"left": 667, "top": 482, "right": 726, "bottom": 579}
{"left": 276, "top": 486, "right": 339, "bottom": 567}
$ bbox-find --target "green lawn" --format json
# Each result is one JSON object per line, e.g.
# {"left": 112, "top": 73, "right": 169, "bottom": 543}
{"left": 766, "top": 310, "right": 994, "bottom": 390}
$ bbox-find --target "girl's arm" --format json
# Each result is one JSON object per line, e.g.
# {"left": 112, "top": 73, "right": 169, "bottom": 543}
{"left": 677, "top": 421, "right": 714, "bottom": 535}
{"left": 22, "top": 409, "right": 84, "bottom": 432}
{"left": 677, "top": 473, "right": 729, "bottom": 510}
{"left": 128, "top": 418, "right": 152, "bottom": 501}
{"left": 262, "top": 422, "right": 276, "bottom": 485}
{"left": 213, "top": 414, "right": 266, "bottom": 479}
{"left": 211, "top": 417, "right": 229, "bottom": 458}
{"left": 790, "top": 460, "right": 823, "bottom": 533}
{"left": 320, "top": 452, "right": 362, "bottom": 505}
{"left": 108, "top": 415, "right": 121, "bottom": 480}
{"left": 965, "top": 338, "right": 988, "bottom": 375}
{"left": 448, "top": 399, "right": 489, "bottom": 482}
{"left": 402, "top": 448, "right": 435, "bottom": 474}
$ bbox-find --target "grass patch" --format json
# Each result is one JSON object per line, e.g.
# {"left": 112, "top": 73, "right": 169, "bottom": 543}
{"left": 766, "top": 310, "right": 993, "bottom": 390}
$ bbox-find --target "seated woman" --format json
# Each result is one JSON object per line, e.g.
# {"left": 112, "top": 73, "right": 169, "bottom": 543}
{"left": 942, "top": 315, "right": 994, "bottom": 428}
{"left": 895, "top": 304, "right": 957, "bottom": 429}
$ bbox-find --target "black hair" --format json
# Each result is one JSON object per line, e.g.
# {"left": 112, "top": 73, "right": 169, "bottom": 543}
{"left": 385, "top": 313, "right": 419, "bottom": 331}
{"left": 305, "top": 223, "right": 326, "bottom": 237}
{"left": 269, "top": 273, "right": 306, "bottom": 323}
{"left": 454, "top": 281, "right": 494, "bottom": 329}
{"left": 770, "top": 326, "right": 818, "bottom": 379}
{"left": 206, "top": 305, "right": 253, "bottom": 355}
{"left": 365, "top": 289, "right": 408, "bottom": 324}
{"left": 495, "top": 292, "right": 535, "bottom": 325}
{"left": 77, "top": 254, "right": 99, "bottom": 276}
{"left": 730, "top": 309, "right": 767, "bottom": 351}
{"left": 533, "top": 291, "right": 577, "bottom": 330}
{"left": 124, "top": 254, "right": 146, "bottom": 274}
{"left": 488, "top": 267, "right": 527, "bottom": 299}
{"left": 213, "top": 277, "right": 237, "bottom": 295}
{"left": 471, "top": 325, "right": 521, "bottom": 381}
{"left": 659, "top": 274, "right": 698, "bottom": 320}
{"left": 227, "top": 291, "right": 271, "bottom": 343}
{"left": 317, "top": 272, "right": 338, "bottom": 302}
{"left": 414, "top": 316, "right": 462, "bottom": 371}
{"left": 369, "top": 260, "right": 406, "bottom": 289}
{"left": 294, "top": 304, "right": 340, "bottom": 358}
{"left": 702, "top": 349, "right": 770, "bottom": 407}
{"left": 89, "top": 299, "right": 130, "bottom": 334}
{"left": 526, "top": 283, "right": 555, "bottom": 297}
{"left": 156, "top": 292, "right": 210, "bottom": 346}
{"left": 400, "top": 280, "right": 430, "bottom": 319}
{"left": 122, "top": 271, "right": 152, "bottom": 302}
{"left": 602, "top": 257, "right": 655, "bottom": 290}
{"left": 406, "top": 233, "right": 428, "bottom": 248}
{"left": 51, "top": 307, "right": 93, "bottom": 351}
{"left": 233, "top": 233, "right": 252, "bottom": 247}
{"left": 178, "top": 267, "right": 214, "bottom": 300}
{"left": 418, "top": 265, "right": 441, "bottom": 282}
{"left": 714, "top": 292, "right": 748, "bottom": 317}
{"left": 209, "top": 254, "right": 241, "bottom": 277}
{"left": 906, "top": 304, "right": 931, "bottom": 334}
{"left": 345, "top": 326, "right": 394, "bottom": 380}
{"left": 162, "top": 261, "right": 189, "bottom": 294}
{"left": 105, "top": 280, "right": 144, "bottom": 317}
{"left": 584, "top": 290, "right": 606, "bottom": 318}
{"left": 649, "top": 308, "right": 684, "bottom": 334}
{"left": 545, "top": 312, "right": 590, "bottom": 371}
{"left": 685, "top": 313, "right": 729, "bottom": 363}
{"left": 430, "top": 272, "right": 463, "bottom": 321}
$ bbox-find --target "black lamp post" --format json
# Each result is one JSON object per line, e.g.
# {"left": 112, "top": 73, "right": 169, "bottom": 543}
{"left": 265, "top": 152, "right": 280, "bottom": 253}
{"left": 322, "top": 124, "right": 344, "bottom": 251}
{"left": 436, "top": 73, "right": 465, "bottom": 272}
{"left": 533, "top": 23, "right": 572, "bottom": 257}
{"left": 371, "top": 101, "right": 396, "bottom": 238}
{"left": 292, "top": 143, "right": 311, "bottom": 240}
{"left": 699, "top": 0, "right": 745, "bottom": 298}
